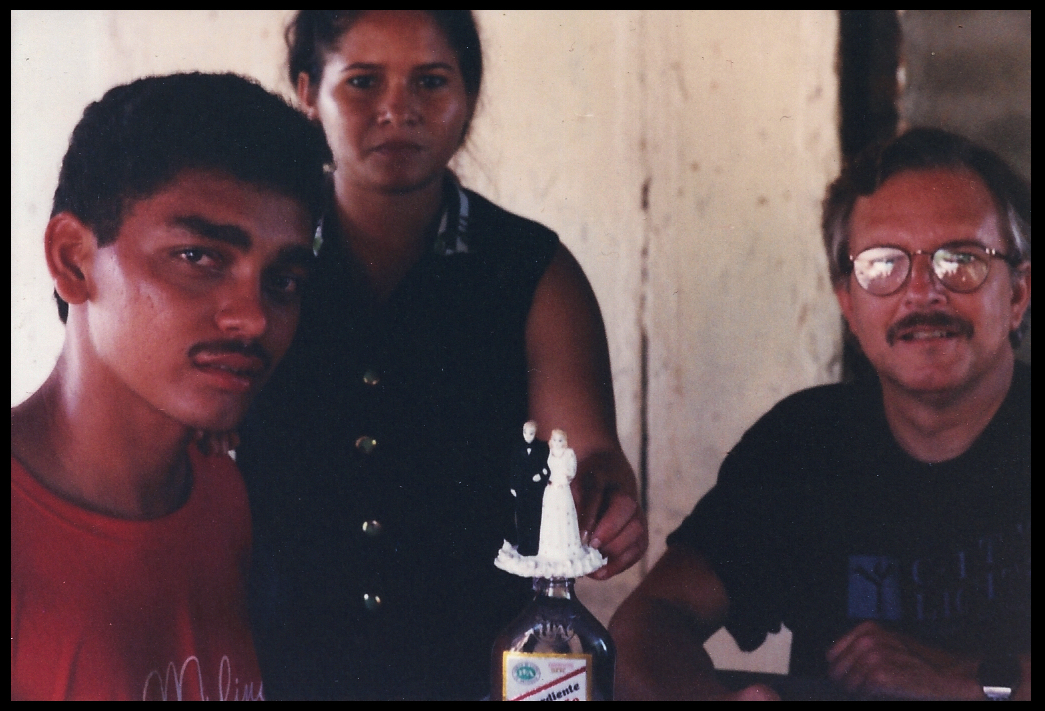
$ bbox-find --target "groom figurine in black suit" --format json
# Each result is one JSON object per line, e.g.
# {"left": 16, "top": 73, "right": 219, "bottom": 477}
{"left": 510, "top": 420, "right": 551, "bottom": 556}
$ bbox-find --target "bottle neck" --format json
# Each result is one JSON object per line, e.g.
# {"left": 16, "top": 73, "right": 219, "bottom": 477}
{"left": 533, "top": 577, "right": 576, "bottom": 599}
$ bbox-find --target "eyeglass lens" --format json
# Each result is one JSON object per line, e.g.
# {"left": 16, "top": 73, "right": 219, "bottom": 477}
{"left": 852, "top": 246, "right": 992, "bottom": 295}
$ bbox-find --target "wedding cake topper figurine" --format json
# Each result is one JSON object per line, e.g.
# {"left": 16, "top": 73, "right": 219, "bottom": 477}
{"left": 509, "top": 421, "right": 550, "bottom": 556}
{"left": 496, "top": 426, "right": 607, "bottom": 578}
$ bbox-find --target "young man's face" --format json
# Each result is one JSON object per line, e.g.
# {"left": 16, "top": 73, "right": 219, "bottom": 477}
{"left": 836, "top": 168, "right": 1030, "bottom": 399}
{"left": 81, "top": 169, "right": 314, "bottom": 432}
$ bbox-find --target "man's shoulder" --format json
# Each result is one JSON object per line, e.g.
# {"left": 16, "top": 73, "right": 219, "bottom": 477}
{"left": 1010, "top": 360, "right": 1031, "bottom": 408}
{"left": 678, "top": 383, "right": 871, "bottom": 491}
{"left": 983, "top": 360, "right": 1031, "bottom": 458}
{"left": 716, "top": 378, "right": 888, "bottom": 480}
{"left": 771, "top": 379, "right": 857, "bottom": 408}
{"left": 749, "top": 379, "right": 875, "bottom": 437}
{"left": 1004, "top": 360, "right": 1031, "bottom": 427}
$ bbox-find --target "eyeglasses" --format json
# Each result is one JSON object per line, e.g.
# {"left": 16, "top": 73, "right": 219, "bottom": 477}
{"left": 848, "top": 244, "right": 1018, "bottom": 296}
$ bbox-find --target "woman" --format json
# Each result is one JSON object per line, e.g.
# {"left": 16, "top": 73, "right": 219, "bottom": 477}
{"left": 237, "top": 11, "right": 646, "bottom": 700}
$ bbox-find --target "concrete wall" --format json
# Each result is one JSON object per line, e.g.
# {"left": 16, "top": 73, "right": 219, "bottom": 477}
{"left": 11, "top": 10, "right": 844, "bottom": 674}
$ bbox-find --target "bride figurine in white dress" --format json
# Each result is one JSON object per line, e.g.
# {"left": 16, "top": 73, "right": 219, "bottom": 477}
{"left": 537, "top": 429, "right": 583, "bottom": 560}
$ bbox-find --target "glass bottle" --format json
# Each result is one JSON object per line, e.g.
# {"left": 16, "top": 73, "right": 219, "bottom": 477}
{"left": 491, "top": 577, "right": 615, "bottom": 701}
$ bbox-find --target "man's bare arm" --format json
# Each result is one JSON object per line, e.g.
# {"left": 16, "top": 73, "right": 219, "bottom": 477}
{"left": 609, "top": 546, "right": 777, "bottom": 700}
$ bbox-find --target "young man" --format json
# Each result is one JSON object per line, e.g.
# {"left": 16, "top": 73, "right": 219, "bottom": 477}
{"left": 610, "top": 128, "right": 1031, "bottom": 700}
{"left": 11, "top": 73, "right": 330, "bottom": 700}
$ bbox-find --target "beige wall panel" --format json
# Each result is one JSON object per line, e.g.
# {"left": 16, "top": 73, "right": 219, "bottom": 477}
{"left": 641, "top": 11, "right": 840, "bottom": 672}
{"left": 643, "top": 10, "right": 840, "bottom": 553}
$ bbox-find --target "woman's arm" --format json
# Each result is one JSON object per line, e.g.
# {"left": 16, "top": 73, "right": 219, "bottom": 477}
{"left": 525, "top": 244, "right": 647, "bottom": 579}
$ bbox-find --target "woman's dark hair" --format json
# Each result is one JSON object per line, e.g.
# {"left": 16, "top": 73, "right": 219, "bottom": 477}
{"left": 286, "top": 10, "right": 483, "bottom": 99}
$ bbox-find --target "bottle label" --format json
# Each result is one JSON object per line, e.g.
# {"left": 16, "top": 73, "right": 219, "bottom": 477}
{"left": 502, "top": 651, "right": 591, "bottom": 701}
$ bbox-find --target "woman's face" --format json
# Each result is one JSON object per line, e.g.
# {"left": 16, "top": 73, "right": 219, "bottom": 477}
{"left": 299, "top": 11, "right": 475, "bottom": 196}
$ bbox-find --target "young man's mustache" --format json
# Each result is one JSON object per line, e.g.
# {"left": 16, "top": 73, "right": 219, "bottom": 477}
{"left": 188, "top": 340, "right": 272, "bottom": 371}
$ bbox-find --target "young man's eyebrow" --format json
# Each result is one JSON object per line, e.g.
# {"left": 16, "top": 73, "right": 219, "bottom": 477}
{"left": 171, "top": 215, "right": 252, "bottom": 249}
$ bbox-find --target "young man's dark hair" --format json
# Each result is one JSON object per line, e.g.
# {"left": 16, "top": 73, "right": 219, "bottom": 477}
{"left": 50, "top": 71, "right": 331, "bottom": 322}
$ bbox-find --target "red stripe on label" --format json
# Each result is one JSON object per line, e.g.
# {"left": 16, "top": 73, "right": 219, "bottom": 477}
{"left": 511, "top": 665, "right": 587, "bottom": 701}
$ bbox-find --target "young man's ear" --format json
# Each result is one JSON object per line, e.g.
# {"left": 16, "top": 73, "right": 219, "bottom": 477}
{"left": 45, "top": 212, "right": 96, "bottom": 308}
{"left": 295, "top": 72, "right": 320, "bottom": 121}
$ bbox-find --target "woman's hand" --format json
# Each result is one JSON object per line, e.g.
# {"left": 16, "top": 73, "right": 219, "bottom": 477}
{"left": 574, "top": 450, "right": 648, "bottom": 579}
{"left": 526, "top": 244, "right": 649, "bottom": 578}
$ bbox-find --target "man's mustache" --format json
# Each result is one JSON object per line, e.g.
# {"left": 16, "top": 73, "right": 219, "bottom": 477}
{"left": 886, "top": 311, "right": 974, "bottom": 345}
{"left": 187, "top": 340, "right": 272, "bottom": 371}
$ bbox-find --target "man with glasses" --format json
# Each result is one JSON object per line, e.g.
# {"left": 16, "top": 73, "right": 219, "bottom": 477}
{"left": 610, "top": 129, "right": 1030, "bottom": 700}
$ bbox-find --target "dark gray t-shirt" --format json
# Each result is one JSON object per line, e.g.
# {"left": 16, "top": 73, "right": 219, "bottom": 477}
{"left": 668, "top": 363, "right": 1031, "bottom": 676}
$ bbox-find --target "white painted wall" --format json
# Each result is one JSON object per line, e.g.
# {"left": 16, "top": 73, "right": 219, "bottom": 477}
{"left": 11, "top": 10, "right": 842, "bottom": 675}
